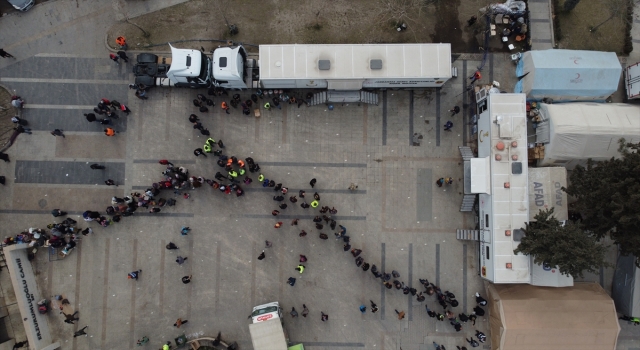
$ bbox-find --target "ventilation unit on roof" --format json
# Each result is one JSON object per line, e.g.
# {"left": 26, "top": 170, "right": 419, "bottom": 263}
{"left": 318, "top": 60, "right": 331, "bottom": 70}
{"left": 370, "top": 59, "right": 383, "bottom": 70}
{"left": 513, "top": 229, "right": 525, "bottom": 242}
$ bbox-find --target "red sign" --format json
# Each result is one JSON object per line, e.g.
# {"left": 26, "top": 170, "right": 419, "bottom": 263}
{"left": 257, "top": 314, "right": 273, "bottom": 322}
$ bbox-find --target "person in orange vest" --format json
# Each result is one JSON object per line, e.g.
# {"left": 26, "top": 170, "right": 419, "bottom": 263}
{"left": 221, "top": 101, "right": 230, "bottom": 114}
{"left": 104, "top": 128, "right": 116, "bottom": 136}
{"left": 116, "top": 36, "right": 127, "bottom": 50}
{"left": 237, "top": 159, "right": 245, "bottom": 168}
{"left": 470, "top": 70, "right": 481, "bottom": 84}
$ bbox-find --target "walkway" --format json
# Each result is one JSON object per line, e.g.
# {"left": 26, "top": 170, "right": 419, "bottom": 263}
{"left": 528, "top": 0, "right": 555, "bottom": 50}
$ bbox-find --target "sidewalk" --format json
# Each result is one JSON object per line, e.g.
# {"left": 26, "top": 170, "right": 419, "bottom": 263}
{"left": 528, "top": 0, "right": 555, "bottom": 50}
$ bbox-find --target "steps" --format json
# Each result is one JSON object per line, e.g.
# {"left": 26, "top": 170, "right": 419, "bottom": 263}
{"left": 456, "top": 229, "right": 479, "bottom": 241}
{"left": 460, "top": 194, "right": 476, "bottom": 212}
{"left": 308, "top": 90, "right": 379, "bottom": 106}
{"left": 459, "top": 146, "right": 475, "bottom": 160}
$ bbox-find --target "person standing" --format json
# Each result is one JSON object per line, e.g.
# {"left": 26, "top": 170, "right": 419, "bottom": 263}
{"left": 194, "top": 148, "right": 206, "bottom": 157}
{"left": 309, "top": 178, "right": 317, "bottom": 188}
{"left": 105, "top": 179, "right": 116, "bottom": 186}
{"left": 128, "top": 270, "right": 141, "bottom": 280}
{"left": 295, "top": 265, "right": 305, "bottom": 274}
{"left": 370, "top": 300, "right": 379, "bottom": 313}
{"left": 359, "top": 305, "right": 366, "bottom": 314}
{"left": 181, "top": 275, "right": 192, "bottom": 284}
{"left": 50, "top": 129, "right": 65, "bottom": 138}
{"left": 258, "top": 250, "right": 266, "bottom": 260}
{"left": 173, "top": 318, "right": 188, "bottom": 328}
{"left": 104, "top": 128, "right": 116, "bottom": 136}
{"left": 176, "top": 256, "right": 187, "bottom": 265}
{"left": 395, "top": 309, "right": 405, "bottom": 320}
{"left": 63, "top": 311, "right": 80, "bottom": 324}
{"left": 444, "top": 121, "right": 453, "bottom": 131}
{"left": 109, "top": 53, "right": 120, "bottom": 64}
{"left": 136, "top": 336, "right": 150, "bottom": 346}
{"left": 449, "top": 106, "right": 461, "bottom": 116}
{"left": 302, "top": 304, "right": 309, "bottom": 317}
{"left": 51, "top": 209, "right": 67, "bottom": 217}
{"left": 287, "top": 277, "right": 296, "bottom": 286}
{"left": 166, "top": 242, "right": 179, "bottom": 250}
{"left": 73, "top": 326, "right": 89, "bottom": 337}
{"left": 221, "top": 102, "right": 230, "bottom": 114}
{"left": 84, "top": 113, "right": 96, "bottom": 122}
{"left": 290, "top": 307, "right": 298, "bottom": 317}
{"left": 0, "top": 49, "right": 15, "bottom": 58}
{"left": 436, "top": 178, "right": 445, "bottom": 187}
{"left": 321, "top": 312, "right": 328, "bottom": 322}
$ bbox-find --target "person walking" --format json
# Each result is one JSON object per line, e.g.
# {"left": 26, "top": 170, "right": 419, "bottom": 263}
{"left": 466, "top": 338, "right": 479, "bottom": 348}
{"left": 136, "top": 336, "right": 150, "bottom": 346}
{"left": 436, "top": 178, "right": 445, "bottom": 187}
{"left": 475, "top": 292, "right": 487, "bottom": 306}
{"left": 321, "top": 312, "right": 328, "bottom": 322}
{"left": 90, "top": 164, "right": 105, "bottom": 170}
{"left": 128, "top": 270, "right": 141, "bottom": 280}
{"left": 50, "top": 129, "right": 65, "bottom": 138}
{"left": 287, "top": 277, "right": 296, "bottom": 286}
{"left": 449, "top": 106, "right": 461, "bottom": 116}
{"left": 290, "top": 307, "right": 298, "bottom": 318}
{"left": 181, "top": 275, "right": 192, "bottom": 284}
{"left": 295, "top": 264, "right": 305, "bottom": 274}
{"left": 105, "top": 179, "right": 116, "bottom": 186}
{"left": 274, "top": 222, "right": 283, "bottom": 228}
{"left": 299, "top": 254, "right": 307, "bottom": 262}
{"left": 176, "top": 256, "right": 187, "bottom": 265}
{"left": 258, "top": 250, "right": 266, "bottom": 260}
{"left": 166, "top": 242, "right": 179, "bottom": 250}
{"left": 0, "top": 49, "right": 15, "bottom": 58}
{"left": 117, "top": 51, "right": 129, "bottom": 63}
{"left": 302, "top": 304, "right": 309, "bottom": 317}
{"left": 309, "top": 178, "right": 317, "bottom": 188}
{"left": 395, "top": 309, "right": 405, "bottom": 320}
{"left": 73, "top": 326, "right": 89, "bottom": 337}
{"left": 173, "top": 318, "right": 188, "bottom": 328}
{"left": 194, "top": 148, "right": 206, "bottom": 157}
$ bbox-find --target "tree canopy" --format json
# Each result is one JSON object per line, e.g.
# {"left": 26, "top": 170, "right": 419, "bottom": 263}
{"left": 514, "top": 208, "right": 609, "bottom": 278}
{"left": 562, "top": 139, "right": 640, "bottom": 266}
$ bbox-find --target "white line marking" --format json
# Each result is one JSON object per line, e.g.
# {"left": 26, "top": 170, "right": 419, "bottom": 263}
{"left": 24, "top": 104, "right": 96, "bottom": 109}
{"left": 0, "top": 78, "right": 128, "bottom": 84}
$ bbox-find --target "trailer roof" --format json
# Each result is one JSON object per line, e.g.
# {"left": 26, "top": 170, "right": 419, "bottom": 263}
{"left": 259, "top": 44, "right": 451, "bottom": 80}
{"left": 249, "top": 319, "right": 288, "bottom": 350}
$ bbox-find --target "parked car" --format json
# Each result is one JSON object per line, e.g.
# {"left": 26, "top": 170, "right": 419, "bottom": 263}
{"left": 5, "top": 0, "right": 35, "bottom": 12}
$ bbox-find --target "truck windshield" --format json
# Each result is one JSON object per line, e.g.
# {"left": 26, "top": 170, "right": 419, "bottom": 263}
{"left": 198, "top": 52, "right": 209, "bottom": 82}
{"left": 251, "top": 306, "right": 278, "bottom": 317}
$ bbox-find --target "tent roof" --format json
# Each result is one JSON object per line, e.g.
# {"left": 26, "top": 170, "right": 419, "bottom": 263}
{"left": 516, "top": 49, "right": 621, "bottom": 101}
{"left": 487, "top": 282, "right": 620, "bottom": 350}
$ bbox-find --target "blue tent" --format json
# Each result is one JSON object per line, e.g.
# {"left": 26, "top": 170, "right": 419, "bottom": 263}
{"left": 514, "top": 49, "right": 621, "bottom": 102}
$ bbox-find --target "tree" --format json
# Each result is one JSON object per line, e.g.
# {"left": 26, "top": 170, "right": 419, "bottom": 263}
{"left": 563, "top": 0, "right": 581, "bottom": 12}
{"left": 562, "top": 139, "right": 640, "bottom": 266}
{"left": 513, "top": 208, "right": 609, "bottom": 278}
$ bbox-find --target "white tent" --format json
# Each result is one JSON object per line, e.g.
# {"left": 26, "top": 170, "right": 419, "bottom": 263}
{"left": 535, "top": 103, "right": 640, "bottom": 169}
{"left": 515, "top": 50, "right": 621, "bottom": 102}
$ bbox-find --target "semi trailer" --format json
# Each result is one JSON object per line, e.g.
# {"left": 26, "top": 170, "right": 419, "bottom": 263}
{"left": 133, "top": 43, "right": 453, "bottom": 104}
{"left": 249, "top": 301, "right": 303, "bottom": 350}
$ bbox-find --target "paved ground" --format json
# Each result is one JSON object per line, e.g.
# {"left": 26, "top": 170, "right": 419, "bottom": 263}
{"left": 0, "top": 1, "right": 637, "bottom": 350}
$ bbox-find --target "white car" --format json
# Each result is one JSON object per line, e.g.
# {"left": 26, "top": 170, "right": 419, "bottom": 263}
{"left": 6, "top": 0, "right": 35, "bottom": 12}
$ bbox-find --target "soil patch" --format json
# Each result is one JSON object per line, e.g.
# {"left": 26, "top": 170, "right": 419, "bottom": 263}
{"left": 553, "top": 0, "right": 632, "bottom": 54}
{"left": 108, "top": 0, "right": 497, "bottom": 53}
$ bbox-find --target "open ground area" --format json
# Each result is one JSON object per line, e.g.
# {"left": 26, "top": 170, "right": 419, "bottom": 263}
{"left": 0, "top": 0, "right": 639, "bottom": 349}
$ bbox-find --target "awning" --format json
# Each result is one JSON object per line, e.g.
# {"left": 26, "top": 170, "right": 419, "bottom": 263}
{"left": 4, "top": 245, "right": 59, "bottom": 350}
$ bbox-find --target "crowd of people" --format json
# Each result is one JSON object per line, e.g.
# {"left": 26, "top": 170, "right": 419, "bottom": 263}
{"left": 3, "top": 84, "right": 490, "bottom": 349}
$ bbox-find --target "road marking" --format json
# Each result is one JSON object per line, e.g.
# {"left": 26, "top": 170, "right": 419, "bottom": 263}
{"left": 380, "top": 242, "right": 386, "bottom": 320}
{"left": 363, "top": 103, "right": 368, "bottom": 145}
{"left": 382, "top": 90, "right": 387, "bottom": 145}
{"left": 463, "top": 244, "right": 468, "bottom": 314}
{"left": 409, "top": 90, "right": 414, "bottom": 146}
{"left": 101, "top": 238, "right": 111, "bottom": 348}
{"left": 408, "top": 243, "right": 413, "bottom": 321}
{"left": 24, "top": 104, "right": 97, "bottom": 110}
{"left": 0, "top": 78, "right": 128, "bottom": 84}
{"left": 129, "top": 239, "right": 138, "bottom": 349}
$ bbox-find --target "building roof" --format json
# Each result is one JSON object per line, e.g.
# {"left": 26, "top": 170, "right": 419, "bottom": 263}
{"left": 487, "top": 282, "right": 620, "bottom": 350}
{"left": 258, "top": 44, "right": 451, "bottom": 80}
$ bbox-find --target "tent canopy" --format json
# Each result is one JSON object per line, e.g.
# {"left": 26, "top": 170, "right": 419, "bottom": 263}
{"left": 536, "top": 103, "right": 640, "bottom": 169}
{"left": 515, "top": 49, "right": 621, "bottom": 102}
{"left": 486, "top": 282, "right": 620, "bottom": 350}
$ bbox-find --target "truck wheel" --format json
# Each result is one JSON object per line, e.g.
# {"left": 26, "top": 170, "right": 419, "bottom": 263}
{"left": 137, "top": 53, "right": 158, "bottom": 64}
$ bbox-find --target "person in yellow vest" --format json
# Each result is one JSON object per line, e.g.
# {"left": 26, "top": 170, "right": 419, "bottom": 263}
{"left": 264, "top": 102, "right": 271, "bottom": 110}
{"left": 295, "top": 265, "right": 305, "bottom": 274}
{"left": 239, "top": 168, "right": 246, "bottom": 176}
{"left": 206, "top": 138, "right": 216, "bottom": 146}
{"left": 310, "top": 200, "right": 319, "bottom": 208}
{"left": 228, "top": 170, "right": 238, "bottom": 178}
{"left": 258, "top": 174, "right": 265, "bottom": 182}
{"left": 203, "top": 143, "right": 212, "bottom": 153}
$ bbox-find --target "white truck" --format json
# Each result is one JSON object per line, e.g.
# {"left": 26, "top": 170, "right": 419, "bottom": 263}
{"left": 132, "top": 44, "right": 214, "bottom": 88}
{"left": 133, "top": 43, "right": 453, "bottom": 104}
{"left": 249, "top": 302, "right": 303, "bottom": 350}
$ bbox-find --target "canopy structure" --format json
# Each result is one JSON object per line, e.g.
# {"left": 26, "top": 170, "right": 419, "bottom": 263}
{"left": 486, "top": 282, "right": 620, "bottom": 350}
{"left": 535, "top": 103, "right": 640, "bottom": 169}
{"left": 515, "top": 49, "right": 621, "bottom": 102}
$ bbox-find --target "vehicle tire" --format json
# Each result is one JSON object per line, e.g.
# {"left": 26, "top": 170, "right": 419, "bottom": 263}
{"left": 137, "top": 53, "right": 158, "bottom": 64}
{"left": 135, "top": 76, "right": 155, "bottom": 87}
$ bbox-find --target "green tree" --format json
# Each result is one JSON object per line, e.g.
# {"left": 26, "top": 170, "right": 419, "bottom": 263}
{"left": 563, "top": 0, "right": 581, "bottom": 12}
{"left": 514, "top": 208, "right": 609, "bottom": 278}
{"left": 562, "top": 139, "right": 640, "bottom": 266}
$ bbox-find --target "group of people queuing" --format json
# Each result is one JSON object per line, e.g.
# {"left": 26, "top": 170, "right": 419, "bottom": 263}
{"left": 83, "top": 97, "right": 131, "bottom": 137}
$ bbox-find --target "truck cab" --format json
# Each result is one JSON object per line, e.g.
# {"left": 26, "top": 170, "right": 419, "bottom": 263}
{"left": 213, "top": 45, "right": 254, "bottom": 90}
{"left": 133, "top": 44, "right": 212, "bottom": 88}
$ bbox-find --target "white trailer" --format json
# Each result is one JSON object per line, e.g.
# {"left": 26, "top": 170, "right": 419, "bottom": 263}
{"left": 257, "top": 44, "right": 452, "bottom": 90}
{"left": 249, "top": 301, "right": 304, "bottom": 350}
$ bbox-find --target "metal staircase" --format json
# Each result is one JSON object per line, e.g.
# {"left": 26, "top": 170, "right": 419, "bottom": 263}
{"left": 456, "top": 229, "right": 479, "bottom": 241}
{"left": 308, "top": 90, "right": 379, "bottom": 106}
{"left": 460, "top": 194, "right": 476, "bottom": 212}
{"left": 459, "top": 146, "right": 475, "bottom": 160}
{"left": 459, "top": 146, "right": 477, "bottom": 212}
